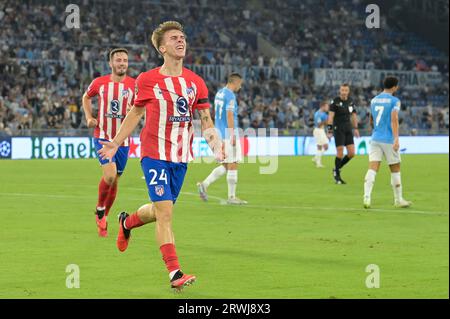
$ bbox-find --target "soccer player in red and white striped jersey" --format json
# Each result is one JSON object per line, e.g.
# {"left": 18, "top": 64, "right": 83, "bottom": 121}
{"left": 98, "top": 21, "right": 223, "bottom": 291}
{"left": 82, "top": 48, "right": 135, "bottom": 237}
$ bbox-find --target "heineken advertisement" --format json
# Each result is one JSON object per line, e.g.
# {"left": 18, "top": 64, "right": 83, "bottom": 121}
{"left": 4, "top": 136, "right": 449, "bottom": 160}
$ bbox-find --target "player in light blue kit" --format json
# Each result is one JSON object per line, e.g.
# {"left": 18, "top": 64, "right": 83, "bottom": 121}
{"left": 363, "top": 76, "right": 412, "bottom": 209}
{"left": 197, "top": 73, "right": 247, "bottom": 205}
{"left": 312, "top": 101, "right": 330, "bottom": 168}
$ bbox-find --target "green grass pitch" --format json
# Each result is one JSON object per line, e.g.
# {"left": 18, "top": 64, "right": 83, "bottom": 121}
{"left": 0, "top": 154, "right": 448, "bottom": 299}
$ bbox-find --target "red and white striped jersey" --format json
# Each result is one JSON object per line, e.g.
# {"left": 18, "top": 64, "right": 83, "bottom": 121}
{"left": 134, "top": 67, "right": 210, "bottom": 163}
{"left": 86, "top": 75, "right": 136, "bottom": 146}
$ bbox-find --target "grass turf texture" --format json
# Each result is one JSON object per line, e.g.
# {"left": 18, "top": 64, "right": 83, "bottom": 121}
{"left": 0, "top": 154, "right": 448, "bottom": 299}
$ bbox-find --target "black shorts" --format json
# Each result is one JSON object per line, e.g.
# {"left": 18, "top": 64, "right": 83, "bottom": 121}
{"left": 334, "top": 129, "right": 354, "bottom": 147}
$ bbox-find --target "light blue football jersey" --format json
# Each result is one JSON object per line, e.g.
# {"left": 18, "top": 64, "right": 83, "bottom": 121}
{"left": 314, "top": 110, "right": 328, "bottom": 128}
{"left": 370, "top": 92, "right": 401, "bottom": 144}
{"left": 214, "top": 87, "right": 238, "bottom": 138}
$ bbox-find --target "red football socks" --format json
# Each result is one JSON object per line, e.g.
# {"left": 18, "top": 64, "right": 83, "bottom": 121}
{"left": 104, "top": 180, "right": 118, "bottom": 216}
{"left": 124, "top": 212, "right": 145, "bottom": 230}
{"left": 160, "top": 243, "right": 180, "bottom": 273}
{"left": 97, "top": 178, "right": 111, "bottom": 209}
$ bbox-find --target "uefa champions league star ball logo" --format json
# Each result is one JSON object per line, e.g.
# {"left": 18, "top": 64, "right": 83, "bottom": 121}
{"left": 0, "top": 140, "right": 11, "bottom": 157}
{"left": 110, "top": 100, "right": 120, "bottom": 114}
{"left": 176, "top": 97, "right": 189, "bottom": 115}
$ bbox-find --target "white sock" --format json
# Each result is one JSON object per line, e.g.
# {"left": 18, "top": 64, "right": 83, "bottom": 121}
{"left": 391, "top": 172, "right": 403, "bottom": 202}
{"left": 169, "top": 269, "right": 180, "bottom": 280}
{"left": 364, "top": 169, "right": 377, "bottom": 199}
{"left": 227, "top": 170, "right": 238, "bottom": 199}
{"left": 203, "top": 165, "right": 226, "bottom": 188}
{"left": 316, "top": 149, "right": 324, "bottom": 164}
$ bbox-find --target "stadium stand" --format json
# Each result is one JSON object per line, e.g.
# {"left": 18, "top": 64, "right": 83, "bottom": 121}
{"left": 0, "top": 0, "right": 448, "bottom": 137}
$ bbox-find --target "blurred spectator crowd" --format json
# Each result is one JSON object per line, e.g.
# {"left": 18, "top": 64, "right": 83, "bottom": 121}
{"left": 0, "top": 0, "right": 448, "bottom": 136}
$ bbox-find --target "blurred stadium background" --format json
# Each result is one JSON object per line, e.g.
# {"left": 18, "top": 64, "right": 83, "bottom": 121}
{"left": 0, "top": 0, "right": 448, "bottom": 140}
{"left": 0, "top": 0, "right": 449, "bottom": 299}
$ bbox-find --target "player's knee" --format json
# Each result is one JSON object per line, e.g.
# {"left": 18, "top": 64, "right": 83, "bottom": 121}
{"left": 103, "top": 174, "right": 116, "bottom": 185}
{"left": 155, "top": 207, "right": 173, "bottom": 223}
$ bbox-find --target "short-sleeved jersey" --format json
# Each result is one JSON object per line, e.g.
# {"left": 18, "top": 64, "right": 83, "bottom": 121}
{"left": 314, "top": 110, "right": 328, "bottom": 128}
{"left": 370, "top": 92, "right": 401, "bottom": 144}
{"left": 85, "top": 75, "right": 135, "bottom": 146}
{"left": 214, "top": 87, "right": 238, "bottom": 138}
{"left": 134, "top": 67, "right": 210, "bottom": 163}
{"left": 329, "top": 97, "right": 356, "bottom": 131}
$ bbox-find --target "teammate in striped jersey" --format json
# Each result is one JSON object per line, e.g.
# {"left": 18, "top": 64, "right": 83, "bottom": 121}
{"left": 98, "top": 21, "right": 224, "bottom": 291}
{"left": 82, "top": 48, "right": 135, "bottom": 237}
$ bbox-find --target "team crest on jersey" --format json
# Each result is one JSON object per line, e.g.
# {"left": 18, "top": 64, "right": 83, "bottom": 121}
{"left": 121, "top": 89, "right": 129, "bottom": 99}
{"left": 186, "top": 87, "right": 196, "bottom": 104}
{"left": 155, "top": 185, "right": 165, "bottom": 196}
{"left": 110, "top": 100, "right": 120, "bottom": 114}
{"left": 134, "top": 83, "right": 138, "bottom": 97}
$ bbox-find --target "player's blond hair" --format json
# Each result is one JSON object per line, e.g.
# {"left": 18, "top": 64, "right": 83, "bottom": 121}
{"left": 151, "top": 21, "right": 185, "bottom": 55}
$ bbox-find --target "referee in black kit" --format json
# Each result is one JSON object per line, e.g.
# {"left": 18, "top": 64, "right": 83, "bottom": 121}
{"left": 326, "top": 83, "right": 360, "bottom": 184}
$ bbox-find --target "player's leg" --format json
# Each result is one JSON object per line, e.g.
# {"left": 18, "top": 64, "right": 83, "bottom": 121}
{"left": 94, "top": 162, "right": 117, "bottom": 236}
{"left": 312, "top": 129, "right": 320, "bottom": 164}
{"left": 104, "top": 145, "right": 129, "bottom": 217}
{"left": 340, "top": 131, "right": 356, "bottom": 170}
{"left": 363, "top": 142, "right": 383, "bottom": 208}
{"left": 161, "top": 161, "right": 195, "bottom": 290}
{"left": 332, "top": 129, "right": 346, "bottom": 183}
{"left": 153, "top": 199, "right": 195, "bottom": 290}
{"left": 363, "top": 162, "right": 380, "bottom": 208}
{"left": 225, "top": 138, "right": 247, "bottom": 204}
{"left": 115, "top": 157, "right": 167, "bottom": 252}
{"left": 226, "top": 162, "right": 246, "bottom": 205}
{"left": 94, "top": 136, "right": 120, "bottom": 236}
{"left": 117, "top": 203, "right": 156, "bottom": 252}
{"left": 315, "top": 129, "right": 328, "bottom": 168}
{"left": 386, "top": 145, "right": 411, "bottom": 208}
{"left": 334, "top": 143, "right": 345, "bottom": 184}
{"left": 197, "top": 164, "right": 226, "bottom": 201}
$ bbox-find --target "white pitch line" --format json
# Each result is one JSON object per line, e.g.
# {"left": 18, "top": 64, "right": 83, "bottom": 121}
{"left": 180, "top": 192, "right": 448, "bottom": 216}
{"left": 0, "top": 191, "right": 447, "bottom": 216}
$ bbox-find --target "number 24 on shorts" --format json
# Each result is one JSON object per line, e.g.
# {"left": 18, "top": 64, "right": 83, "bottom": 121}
{"left": 148, "top": 169, "right": 168, "bottom": 185}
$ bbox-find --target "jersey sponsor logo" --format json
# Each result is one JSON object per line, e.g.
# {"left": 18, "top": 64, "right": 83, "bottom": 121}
{"left": 176, "top": 96, "right": 189, "bottom": 115}
{"left": 169, "top": 115, "right": 191, "bottom": 122}
{"left": 110, "top": 100, "right": 120, "bottom": 114}
{"left": 349, "top": 106, "right": 354, "bottom": 113}
{"left": 106, "top": 99, "right": 125, "bottom": 119}
{"left": 155, "top": 185, "right": 165, "bottom": 196}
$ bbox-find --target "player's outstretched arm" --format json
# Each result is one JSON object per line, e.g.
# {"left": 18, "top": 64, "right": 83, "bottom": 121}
{"left": 98, "top": 106, "right": 145, "bottom": 161}
{"left": 391, "top": 110, "right": 400, "bottom": 151}
{"left": 199, "top": 108, "right": 224, "bottom": 161}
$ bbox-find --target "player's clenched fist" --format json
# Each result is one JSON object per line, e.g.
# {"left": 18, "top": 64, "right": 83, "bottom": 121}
{"left": 87, "top": 118, "right": 98, "bottom": 128}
